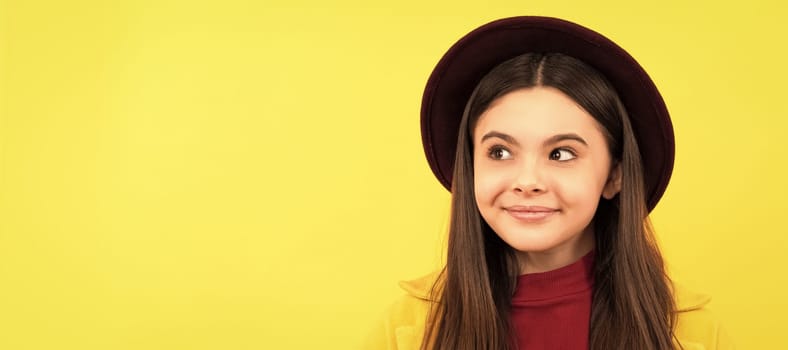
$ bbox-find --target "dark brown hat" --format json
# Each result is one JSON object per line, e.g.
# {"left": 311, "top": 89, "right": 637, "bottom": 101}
{"left": 420, "top": 16, "right": 674, "bottom": 212}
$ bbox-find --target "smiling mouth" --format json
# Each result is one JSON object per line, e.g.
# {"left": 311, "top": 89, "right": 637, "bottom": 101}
{"left": 505, "top": 206, "right": 558, "bottom": 222}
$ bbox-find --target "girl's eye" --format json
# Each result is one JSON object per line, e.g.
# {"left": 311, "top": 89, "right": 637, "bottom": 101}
{"left": 488, "top": 146, "right": 513, "bottom": 160}
{"left": 549, "top": 148, "right": 576, "bottom": 161}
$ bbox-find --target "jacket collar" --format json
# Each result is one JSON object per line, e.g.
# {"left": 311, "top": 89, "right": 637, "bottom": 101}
{"left": 399, "top": 270, "right": 711, "bottom": 312}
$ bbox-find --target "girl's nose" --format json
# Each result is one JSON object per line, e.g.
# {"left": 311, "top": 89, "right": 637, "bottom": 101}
{"left": 512, "top": 161, "right": 546, "bottom": 195}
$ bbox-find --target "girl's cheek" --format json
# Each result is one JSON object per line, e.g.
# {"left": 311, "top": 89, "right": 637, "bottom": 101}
{"left": 558, "top": 173, "right": 605, "bottom": 204}
{"left": 474, "top": 167, "right": 510, "bottom": 201}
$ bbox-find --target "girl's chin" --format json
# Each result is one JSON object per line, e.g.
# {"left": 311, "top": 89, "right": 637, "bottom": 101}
{"left": 494, "top": 228, "right": 586, "bottom": 254}
{"left": 500, "top": 237, "right": 566, "bottom": 253}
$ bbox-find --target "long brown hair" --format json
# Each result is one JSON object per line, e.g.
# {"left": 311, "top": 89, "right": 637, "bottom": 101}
{"left": 422, "top": 53, "right": 678, "bottom": 350}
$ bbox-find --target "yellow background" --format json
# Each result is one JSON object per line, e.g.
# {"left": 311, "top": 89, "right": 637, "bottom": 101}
{"left": 1, "top": 0, "right": 786, "bottom": 348}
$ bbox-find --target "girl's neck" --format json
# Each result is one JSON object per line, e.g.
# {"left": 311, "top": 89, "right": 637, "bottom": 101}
{"left": 516, "top": 226, "right": 595, "bottom": 274}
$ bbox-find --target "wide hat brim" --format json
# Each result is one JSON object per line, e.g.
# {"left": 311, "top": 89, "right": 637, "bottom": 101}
{"left": 420, "top": 16, "right": 674, "bottom": 212}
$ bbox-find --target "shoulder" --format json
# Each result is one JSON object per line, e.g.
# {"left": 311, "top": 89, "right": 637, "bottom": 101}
{"left": 362, "top": 271, "right": 440, "bottom": 350}
{"left": 673, "top": 283, "right": 735, "bottom": 349}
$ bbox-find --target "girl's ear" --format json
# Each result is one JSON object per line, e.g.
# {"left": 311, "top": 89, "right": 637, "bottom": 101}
{"left": 602, "top": 163, "right": 622, "bottom": 200}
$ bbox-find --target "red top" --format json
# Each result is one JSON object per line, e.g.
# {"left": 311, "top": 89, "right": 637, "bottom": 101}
{"left": 510, "top": 251, "right": 595, "bottom": 350}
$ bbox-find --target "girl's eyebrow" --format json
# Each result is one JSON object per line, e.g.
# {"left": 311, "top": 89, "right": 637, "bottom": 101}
{"left": 481, "top": 131, "right": 519, "bottom": 145}
{"left": 546, "top": 133, "right": 588, "bottom": 147}
{"left": 480, "top": 131, "right": 589, "bottom": 147}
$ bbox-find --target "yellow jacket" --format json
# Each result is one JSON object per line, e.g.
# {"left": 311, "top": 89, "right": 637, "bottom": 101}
{"left": 364, "top": 272, "right": 733, "bottom": 350}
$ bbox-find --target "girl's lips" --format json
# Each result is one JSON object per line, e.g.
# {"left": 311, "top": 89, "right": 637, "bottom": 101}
{"left": 505, "top": 206, "right": 558, "bottom": 222}
{"left": 506, "top": 205, "right": 556, "bottom": 212}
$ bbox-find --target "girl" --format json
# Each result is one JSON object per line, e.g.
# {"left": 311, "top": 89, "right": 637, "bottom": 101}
{"left": 366, "top": 17, "right": 731, "bottom": 349}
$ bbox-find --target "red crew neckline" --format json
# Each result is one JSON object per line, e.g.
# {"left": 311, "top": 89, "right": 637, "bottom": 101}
{"left": 512, "top": 250, "right": 595, "bottom": 304}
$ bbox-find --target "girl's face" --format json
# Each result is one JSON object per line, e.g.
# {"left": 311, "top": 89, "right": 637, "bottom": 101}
{"left": 473, "top": 87, "right": 621, "bottom": 271}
